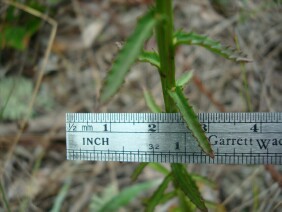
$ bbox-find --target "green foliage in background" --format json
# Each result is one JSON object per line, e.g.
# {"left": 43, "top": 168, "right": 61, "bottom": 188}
{"left": 0, "top": 0, "right": 46, "bottom": 50}
{"left": 90, "top": 180, "right": 160, "bottom": 212}
{"left": 99, "top": 0, "right": 249, "bottom": 211}
{"left": 0, "top": 76, "right": 54, "bottom": 120}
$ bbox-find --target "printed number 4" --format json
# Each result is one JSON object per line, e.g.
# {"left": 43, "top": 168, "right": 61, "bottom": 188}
{"left": 250, "top": 124, "right": 259, "bottom": 132}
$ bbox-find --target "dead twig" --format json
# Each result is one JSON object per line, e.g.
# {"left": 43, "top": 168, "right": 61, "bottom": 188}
{"left": 193, "top": 74, "right": 226, "bottom": 112}
{"left": 265, "top": 165, "right": 282, "bottom": 188}
{"left": 1, "top": 0, "right": 57, "bottom": 178}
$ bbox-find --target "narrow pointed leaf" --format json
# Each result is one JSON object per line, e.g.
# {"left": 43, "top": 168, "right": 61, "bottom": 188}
{"left": 131, "top": 162, "right": 149, "bottom": 182}
{"left": 173, "top": 31, "right": 251, "bottom": 62}
{"left": 148, "top": 163, "right": 170, "bottom": 176}
{"left": 158, "top": 191, "right": 177, "bottom": 204}
{"left": 171, "top": 164, "right": 207, "bottom": 212}
{"left": 138, "top": 51, "right": 160, "bottom": 69}
{"left": 145, "top": 174, "right": 172, "bottom": 212}
{"left": 143, "top": 90, "right": 162, "bottom": 113}
{"left": 168, "top": 86, "right": 214, "bottom": 157}
{"left": 176, "top": 70, "right": 194, "bottom": 87}
{"left": 51, "top": 177, "right": 72, "bottom": 212}
{"left": 205, "top": 200, "right": 219, "bottom": 210}
{"left": 90, "top": 183, "right": 118, "bottom": 211}
{"left": 99, "top": 179, "right": 160, "bottom": 212}
{"left": 100, "top": 9, "right": 159, "bottom": 102}
{"left": 177, "top": 189, "right": 196, "bottom": 212}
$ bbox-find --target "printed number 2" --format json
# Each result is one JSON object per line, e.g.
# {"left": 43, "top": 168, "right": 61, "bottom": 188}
{"left": 250, "top": 124, "right": 259, "bottom": 132}
{"left": 148, "top": 124, "right": 157, "bottom": 132}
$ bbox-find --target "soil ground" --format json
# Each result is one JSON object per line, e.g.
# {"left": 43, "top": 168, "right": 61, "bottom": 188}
{"left": 0, "top": 0, "right": 281, "bottom": 211}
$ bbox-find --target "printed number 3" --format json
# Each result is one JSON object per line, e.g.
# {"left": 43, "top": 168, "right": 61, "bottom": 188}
{"left": 202, "top": 124, "right": 208, "bottom": 132}
{"left": 149, "top": 144, "right": 159, "bottom": 150}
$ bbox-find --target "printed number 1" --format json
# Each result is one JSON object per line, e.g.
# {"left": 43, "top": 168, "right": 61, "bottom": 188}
{"left": 104, "top": 124, "right": 108, "bottom": 131}
{"left": 175, "top": 142, "right": 180, "bottom": 150}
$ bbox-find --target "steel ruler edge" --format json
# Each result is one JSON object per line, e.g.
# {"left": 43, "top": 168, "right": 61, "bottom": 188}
{"left": 66, "top": 112, "right": 282, "bottom": 165}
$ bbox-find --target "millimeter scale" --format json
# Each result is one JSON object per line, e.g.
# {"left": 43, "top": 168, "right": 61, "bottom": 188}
{"left": 66, "top": 113, "right": 282, "bottom": 164}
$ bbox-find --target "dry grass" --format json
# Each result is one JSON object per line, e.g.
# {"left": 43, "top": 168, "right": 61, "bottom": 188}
{"left": 0, "top": 0, "right": 281, "bottom": 211}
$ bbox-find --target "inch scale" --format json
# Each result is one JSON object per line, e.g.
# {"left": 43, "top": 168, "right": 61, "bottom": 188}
{"left": 66, "top": 113, "right": 282, "bottom": 164}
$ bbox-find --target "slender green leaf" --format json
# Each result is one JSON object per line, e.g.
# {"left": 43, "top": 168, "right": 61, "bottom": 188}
{"left": 170, "top": 207, "right": 182, "bottom": 212}
{"left": 145, "top": 174, "right": 172, "bottom": 212}
{"left": 177, "top": 189, "right": 196, "bottom": 212}
{"left": 131, "top": 163, "right": 169, "bottom": 182}
{"left": 191, "top": 174, "right": 217, "bottom": 189}
{"left": 158, "top": 191, "right": 177, "bottom": 204}
{"left": 131, "top": 162, "right": 149, "bottom": 182}
{"left": 0, "top": 181, "right": 11, "bottom": 212}
{"left": 148, "top": 163, "right": 170, "bottom": 176}
{"left": 100, "top": 9, "right": 159, "bottom": 102}
{"left": 171, "top": 164, "right": 207, "bottom": 212}
{"left": 90, "top": 183, "right": 118, "bottom": 212}
{"left": 131, "top": 162, "right": 170, "bottom": 182}
{"left": 51, "top": 177, "right": 72, "bottom": 212}
{"left": 168, "top": 86, "right": 214, "bottom": 157}
{"left": 143, "top": 90, "right": 162, "bottom": 113}
{"left": 176, "top": 70, "right": 194, "bottom": 87}
{"left": 252, "top": 183, "right": 260, "bottom": 212}
{"left": 99, "top": 180, "right": 160, "bottom": 212}
{"left": 138, "top": 51, "right": 160, "bottom": 69}
{"left": 205, "top": 200, "right": 218, "bottom": 209}
{"left": 173, "top": 31, "right": 251, "bottom": 62}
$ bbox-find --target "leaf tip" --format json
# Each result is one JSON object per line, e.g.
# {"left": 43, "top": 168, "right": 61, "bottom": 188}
{"left": 209, "top": 151, "right": 215, "bottom": 159}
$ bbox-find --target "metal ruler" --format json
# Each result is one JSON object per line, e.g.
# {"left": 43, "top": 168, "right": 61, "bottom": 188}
{"left": 66, "top": 113, "right": 282, "bottom": 164}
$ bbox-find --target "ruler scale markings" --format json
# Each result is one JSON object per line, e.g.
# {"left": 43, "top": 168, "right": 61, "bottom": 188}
{"left": 262, "top": 113, "right": 266, "bottom": 122}
{"left": 246, "top": 113, "right": 250, "bottom": 122}
{"left": 198, "top": 113, "right": 202, "bottom": 122}
{"left": 230, "top": 113, "right": 234, "bottom": 123}
{"left": 66, "top": 113, "right": 282, "bottom": 164}
{"left": 219, "top": 113, "right": 223, "bottom": 122}
{"left": 274, "top": 113, "right": 277, "bottom": 122}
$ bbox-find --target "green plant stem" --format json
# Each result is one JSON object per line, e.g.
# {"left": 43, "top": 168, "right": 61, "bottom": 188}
{"left": 0, "top": 181, "right": 11, "bottom": 212}
{"left": 155, "top": 0, "right": 177, "bottom": 112}
{"left": 155, "top": 1, "right": 206, "bottom": 210}
{"left": 234, "top": 35, "right": 253, "bottom": 112}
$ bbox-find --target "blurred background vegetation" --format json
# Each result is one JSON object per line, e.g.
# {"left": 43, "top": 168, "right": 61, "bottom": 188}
{"left": 0, "top": 0, "right": 281, "bottom": 211}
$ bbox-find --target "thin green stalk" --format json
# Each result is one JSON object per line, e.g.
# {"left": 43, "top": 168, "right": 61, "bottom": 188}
{"left": 240, "top": 62, "right": 253, "bottom": 112}
{"left": 0, "top": 181, "right": 11, "bottom": 212}
{"left": 155, "top": 0, "right": 177, "bottom": 112}
{"left": 234, "top": 35, "right": 253, "bottom": 112}
{"left": 155, "top": 1, "right": 207, "bottom": 211}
